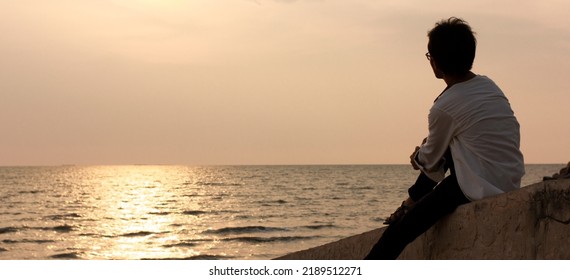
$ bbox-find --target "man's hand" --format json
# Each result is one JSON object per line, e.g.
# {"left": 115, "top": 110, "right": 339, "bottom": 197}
{"left": 410, "top": 146, "right": 420, "bottom": 170}
{"left": 410, "top": 138, "right": 427, "bottom": 170}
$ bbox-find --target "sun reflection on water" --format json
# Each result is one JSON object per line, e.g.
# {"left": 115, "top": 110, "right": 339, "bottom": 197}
{"left": 81, "top": 166, "right": 203, "bottom": 259}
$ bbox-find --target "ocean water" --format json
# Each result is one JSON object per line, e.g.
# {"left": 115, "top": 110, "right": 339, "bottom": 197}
{"left": 0, "top": 164, "right": 561, "bottom": 260}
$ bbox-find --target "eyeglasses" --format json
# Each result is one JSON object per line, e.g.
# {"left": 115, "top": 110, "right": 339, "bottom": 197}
{"left": 425, "top": 52, "right": 432, "bottom": 61}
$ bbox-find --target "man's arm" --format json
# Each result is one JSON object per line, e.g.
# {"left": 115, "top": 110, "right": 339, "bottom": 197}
{"left": 413, "top": 107, "right": 455, "bottom": 182}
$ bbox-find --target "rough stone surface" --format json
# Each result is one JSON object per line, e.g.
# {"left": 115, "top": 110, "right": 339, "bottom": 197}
{"left": 277, "top": 179, "right": 570, "bottom": 260}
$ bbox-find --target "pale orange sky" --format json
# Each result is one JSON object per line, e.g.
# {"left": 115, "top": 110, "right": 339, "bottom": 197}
{"left": 1, "top": 0, "right": 568, "bottom": 165}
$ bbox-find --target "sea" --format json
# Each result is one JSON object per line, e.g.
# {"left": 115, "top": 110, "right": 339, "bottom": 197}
{"left": 0, "top": 164, "right": 562, "bottom": 260}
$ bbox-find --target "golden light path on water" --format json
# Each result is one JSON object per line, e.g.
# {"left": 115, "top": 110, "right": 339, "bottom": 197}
{"left": 70, "top": 165, "right": 284, "bottom": 260}
{"left": 76, "top": 166, "right": 213, "bottom": 259}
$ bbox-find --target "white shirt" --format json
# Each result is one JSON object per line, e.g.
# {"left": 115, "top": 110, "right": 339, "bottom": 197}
{"left": 414, "top": 75, "right": 525, "bottom": 201}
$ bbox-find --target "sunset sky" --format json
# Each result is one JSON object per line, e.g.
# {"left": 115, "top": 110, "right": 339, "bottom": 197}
{"left": 1, "top": 0, "right": 568, "bottom": 165}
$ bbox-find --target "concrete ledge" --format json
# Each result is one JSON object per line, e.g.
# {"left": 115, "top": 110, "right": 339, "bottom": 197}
{"left": 277, "top": 179, "right": 570, "bottom": 260}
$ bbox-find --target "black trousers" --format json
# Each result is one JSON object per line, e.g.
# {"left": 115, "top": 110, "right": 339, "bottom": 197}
{"left": 364, "top": 151, "right": 470, "bottom": 260}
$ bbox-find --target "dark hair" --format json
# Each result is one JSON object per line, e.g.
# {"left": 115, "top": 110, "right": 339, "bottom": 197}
{"left": 428, "top": 17, "right": 477, "bottom": 76}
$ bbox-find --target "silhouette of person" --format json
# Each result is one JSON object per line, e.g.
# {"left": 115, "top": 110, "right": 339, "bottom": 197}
{"left": 365, "top": 17, "right": 525, "bottom": 259}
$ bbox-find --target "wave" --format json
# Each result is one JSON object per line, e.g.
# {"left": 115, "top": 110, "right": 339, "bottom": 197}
{"left": 36, "top": 225, "right": 74, "bottom": 233}
{"left": 234, "top": 215, "right": 252, "bottom": 220}
{"left": 50, "top": 252, "right": 81, "bottom": 259}
{"left": 301, "top": 224, "right": 336, "bottom": 230}
{"left": 52, "top": 225, "right": 74, "bottom": 232}
{"left": 182, "top": 193, "right": 202, "bottom": 197}
{"left": 195, "top": 181, "right": 242, "bottom": 187}
{"left": 223, "top": 236, "right": 317, "bottom": 243}
{"left": 79, "top": 233, "right": 100, "bottom": 237}
{"left": 2, "top": 239, "right": 55, "bottom": 244}
{"left": 266, "top": 199, "right": 288, "bottom": 204}
{"left": 119, "top": 231, "right": 163, "bottom": 237}
{"left": 148, "top": 211, "right": 171, "bottom": 216}
{"left": 18, "top": 190, "right": 44, "bottom": 194}
{"left": 82, "top": 231, "right": 169, "bottom": 238}
{"left": 0, "top": 227, "right": 19, "bottom": 234}
{"left": 45, "top": 213, "right": 82, "bottom": 220}
{"left": 180, "top": 209, "right": 239, "bottom": 216}
{"left": 372, "top": 217, "right": 386, "bottom": 223}
{"left": 203, "top": 226, "right": 289, "bottom": 235}
{"left": 182, "top": 254, "right": 231, "bottom": 260}
{"left": 142, "top": 254, "right": 228, "bottom": 260}
{"left": 7, "top": 225, "right": 74, "bottom": 233}
{"left": 181, "top": 210, "right": 207, "bottom": 216}
{"left": 162, "top": 242, "right": 197, "bottom": 248}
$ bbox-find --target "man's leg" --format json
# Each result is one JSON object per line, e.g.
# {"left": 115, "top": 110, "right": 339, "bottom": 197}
{"left": 408, "top": 149, "right": 454, "bottom": 202}
{"left": 364, "top": 173, "right": 469, "bottom": 259}
{"left": 407, "top": 172, "right": 438, "bottom": 202}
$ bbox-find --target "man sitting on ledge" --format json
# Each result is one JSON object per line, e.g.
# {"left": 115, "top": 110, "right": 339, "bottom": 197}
{"left": 365, "top": 17, "right": 525, "bottom": 260}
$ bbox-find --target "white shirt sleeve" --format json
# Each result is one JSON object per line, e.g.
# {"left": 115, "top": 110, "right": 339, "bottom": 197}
{"left": 413, "top": 107, "right": 455, "bottom": 182}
